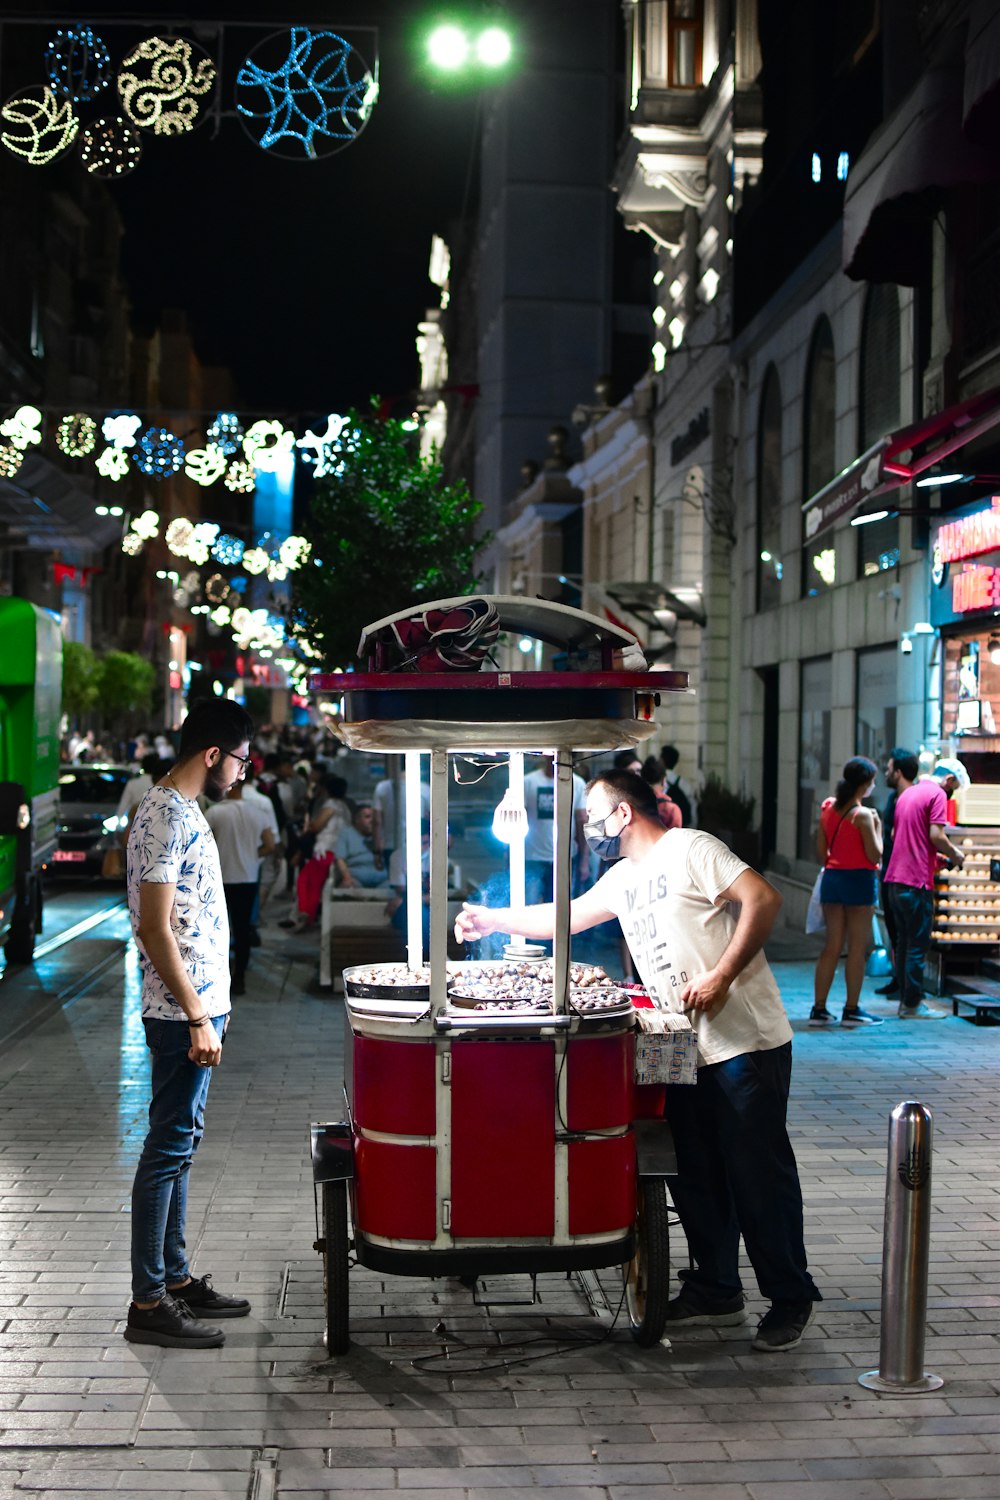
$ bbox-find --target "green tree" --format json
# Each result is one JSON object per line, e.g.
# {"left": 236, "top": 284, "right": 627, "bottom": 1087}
{"left": 288, "top": 406, "right": 490, "bottom": 669}
{"left": 95, "top": 651, "right": 156, "bottom": 720}
{"left": 61, "top": 640, "right": 98, "bottom": 720}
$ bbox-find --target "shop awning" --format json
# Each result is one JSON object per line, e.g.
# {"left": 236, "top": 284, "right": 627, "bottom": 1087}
{"left": 843, "top": 25, "right": 998, "bottom": 284}
{"left": 803, "top": 384, "right": 1000, "bottom": 539}
{"left": 0, "top": 453, "right": 122, "bottom": 554}
{"left": 964, "top": 0, "right": 1000, "bottom": 144}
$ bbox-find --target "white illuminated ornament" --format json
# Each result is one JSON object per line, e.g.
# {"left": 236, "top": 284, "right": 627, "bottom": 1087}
{"left": 0, "top": 86, "right": 79, "bottom": 165}
{"left": 184, "top": 444, "right": 228, "bottom": 486}
{"left": 0, "top": 405, "right": 43, "bottom": 449}
{"left": 102, "top": 413, "right": 142, "bottom": 447}
{"left": 231, "top": 607, "right": 253, "bottom": 635}
{"left": 241, "top": 547, "right": 269, "bottom": 575}
{"left": 121, "top": 532, "right": 144, "bottom": 556}
{"left": 296, "top": 413, "right": 348, "bottom": 477}
{"left": 119, "top": 36, "right": 216, "bottom": 136}
{"left": 0, "top": 444, "right": 23, "bottom": 478}
{"left": 183, "top": 570, "right": 201, "bottom": 594}
{"left": 186, "top": 520, "right": 219, "bottom": 566}
{"left": 224, "top": 460, "right": 255, "bottom": 494}
{"left": 210, "top": 605, "right": 232, "bottom": 626}
{"left": 165, "top": 518, "right": 195, "bottom": 556}
{"left": 131, "top": 509, "right": 160, "bottom": 540}
{"left": 243, "top": 419, "right": 295, "bottom": 472}
{"left": 56, "top": 413, "right": 98, "bottom": 457}
{"left": 172, "top": 587, "right": 189, "bottom": 607}
{"left": 205, "top": 574, "right": 230, "bottom": 604}
{"left": 278, "top": 534, "right": 310, "bottom": 569}
{"left": 80, "top": 116, "right": 142, "bottom": 178}
{"left": 95, "top": 445, "right": 130, "bottom": 480}
{"left": 267, "top": 559, "right": 289, "bottom": 582}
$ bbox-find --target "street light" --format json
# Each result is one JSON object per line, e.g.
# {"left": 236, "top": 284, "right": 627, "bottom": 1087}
{"left": 426, "top": 18, "right": 514, "bottom": 74}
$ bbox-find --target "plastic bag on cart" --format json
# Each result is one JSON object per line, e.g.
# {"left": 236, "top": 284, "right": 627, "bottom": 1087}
{"left": 805, "top": 870, "right": 826, "bottom": 935}
{"left": 634, "top": 1008, "right": 698, "bottom": 1085}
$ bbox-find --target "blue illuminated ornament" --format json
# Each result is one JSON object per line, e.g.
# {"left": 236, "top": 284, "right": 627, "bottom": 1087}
{"left": 235, "top": 28, "right": 377, "bottom": 161}
{"left": 80, "top": 116, "right": 142, "bottom": 178}
{"left": 133, "top": 426, "right": 185, "bottom": 479}
{"left": 212, "top": 534, "right": 245, "bottom": 566}
{"left": 46, "top": 26, "right": 112, "bottom": 104}
{"left": 229, "top": 574, "right": 248, "bottom": 594}
{"left": 207, "top": 411, "right": 243, "bottom": 455}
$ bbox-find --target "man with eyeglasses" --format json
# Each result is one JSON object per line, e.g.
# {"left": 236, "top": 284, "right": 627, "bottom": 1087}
{"left": 122, "top": 699, "right": 255, "bottom": 1350}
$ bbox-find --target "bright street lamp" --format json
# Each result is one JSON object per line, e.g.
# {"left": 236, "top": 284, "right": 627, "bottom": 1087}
{"left": 426, "top": 19, "right": 514, "bottom": 74}
{"left": 427, "top": 23, "right": 469, "bottom": 69}
{"left": 476, "top": 26, "right": 512, "bottom": 66}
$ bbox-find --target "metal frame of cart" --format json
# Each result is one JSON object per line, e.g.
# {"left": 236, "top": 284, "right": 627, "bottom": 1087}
{"left": 308, "top": 597, "right": 690, "bottom": 1354}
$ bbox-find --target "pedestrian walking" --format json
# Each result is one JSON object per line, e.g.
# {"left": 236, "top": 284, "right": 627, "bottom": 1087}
{"left": 123, "top": 699, "right": 255, "bottom": 1350}
{"left": 873, "top": 748, "right": 919, "bottom": 998}
{"left": 883, "top": 757, "right": 968, "bottom": 1018}
{"left": 810, "top": 756, "right": 884, "bottom": 1029}
{"left": 456, "top": 769, "right": 821, "bottom": 1352}
{"left": 205, "top": 779, "right": 277, "bottom": 996}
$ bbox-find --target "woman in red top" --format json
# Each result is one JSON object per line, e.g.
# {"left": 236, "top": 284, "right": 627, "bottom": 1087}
{"left": 811, "top": 756, "right": 883, "bottom": 1029}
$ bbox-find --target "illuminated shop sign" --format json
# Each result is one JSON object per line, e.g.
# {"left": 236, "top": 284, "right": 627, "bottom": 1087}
{"left": 936, "top": 497, "right": 1000, "bottom": 563}
{"left": 951, "top": 563, "right": 1000, "bottom": 613}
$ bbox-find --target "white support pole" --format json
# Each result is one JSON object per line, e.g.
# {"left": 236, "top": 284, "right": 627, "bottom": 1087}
{"left": 404, "top": 749, "right": 423, "bottom": 971}
{"left": 509, "top": 750, "right": 526, "bottom": 946}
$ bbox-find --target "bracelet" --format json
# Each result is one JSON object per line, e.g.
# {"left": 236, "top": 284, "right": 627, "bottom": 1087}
{"left": 187, "top": 1015, "right": 211, "bottom": 1027}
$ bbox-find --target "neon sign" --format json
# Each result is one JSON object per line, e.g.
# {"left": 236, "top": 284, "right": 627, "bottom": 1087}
{"left": 952, "top": 564, "right": 1000, "bottom": 613}
{"left": 936, "top": 497, "right": 1000, "bottom": 563}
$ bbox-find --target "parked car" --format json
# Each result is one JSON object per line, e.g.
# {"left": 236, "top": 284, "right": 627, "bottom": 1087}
{"left": 51, "top": 765, "right": 143, "bottom": 878}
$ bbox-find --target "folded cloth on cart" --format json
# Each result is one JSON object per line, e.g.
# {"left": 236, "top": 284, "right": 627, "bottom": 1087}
{"left": 382, "top": 599, "right": 500, "bottom": 672}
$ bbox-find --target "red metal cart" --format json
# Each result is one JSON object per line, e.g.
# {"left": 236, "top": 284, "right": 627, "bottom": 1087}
{"left": 309, "top": 597, "right": 689, "bottom": 1354}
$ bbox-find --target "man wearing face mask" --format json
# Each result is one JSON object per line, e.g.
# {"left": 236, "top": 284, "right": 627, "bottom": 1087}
{"left": 455, "top": 769, "right": 820, "bottom": 1353}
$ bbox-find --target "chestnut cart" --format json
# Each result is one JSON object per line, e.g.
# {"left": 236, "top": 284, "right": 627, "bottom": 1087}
{"left": 309, "top": 597, "right": 689, "bottom": 1354}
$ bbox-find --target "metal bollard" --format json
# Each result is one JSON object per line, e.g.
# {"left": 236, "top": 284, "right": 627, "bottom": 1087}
{"left": 859, "top": 1100, "right": 943, "bottom": 1393}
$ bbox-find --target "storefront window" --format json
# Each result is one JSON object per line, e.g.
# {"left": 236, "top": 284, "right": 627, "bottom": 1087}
{"left": 802, "top": 318, "right": 836, "bottom": 598}
{"left": 798, "top": 655, "right": 832, "bottom": 860}
{"left": 756, "top": 365, "right": 783, "bottom": 611}
{"left": 856, "top": 646, "right": 897, "bottom": 816}
{"left": 858, "top": 285, "right": 901, "bottom": 578}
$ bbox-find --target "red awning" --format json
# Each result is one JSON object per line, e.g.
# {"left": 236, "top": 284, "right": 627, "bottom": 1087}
{"left": 843, "top": 25, "right": 998, "bottom": 285}
{"left": 803, "top": 384, "right": 1000, "bottom": 538}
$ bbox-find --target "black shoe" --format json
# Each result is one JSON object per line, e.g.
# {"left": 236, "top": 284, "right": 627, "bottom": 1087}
{"left": 664, "top": 1286, "right": 747, "bottom": 1326}
{"left": 123, "top": 1291, "right": 224, "bottom": 1348}
{"left": 874, "top": 981, "right": 899, "bottom": 996}
{"left": 169, "top": 1272, "right": 251, "bottom": 1319}
{"left": 752, "top": 1300, "right": 814, "bottom": 1351}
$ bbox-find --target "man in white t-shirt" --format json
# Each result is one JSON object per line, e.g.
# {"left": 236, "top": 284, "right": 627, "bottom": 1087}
{"left": 205, "top": 781, "right": 277, "bottom": 995}
{"left": 520, "top": 757, "right": 590, "bottom": 901}
{"left": 124, "top": 700, "right": 256, "bottom": 1352}
{"left": 455, "top": 768, "right": 820, "bottom": 1353}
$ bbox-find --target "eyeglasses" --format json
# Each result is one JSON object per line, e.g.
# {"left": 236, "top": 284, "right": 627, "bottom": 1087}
{"left": 225, "top": 750, "right": 253, "bottom": 769}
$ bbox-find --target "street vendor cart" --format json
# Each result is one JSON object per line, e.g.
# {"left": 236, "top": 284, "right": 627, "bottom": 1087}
{"left": 308, "top": 596, "right": 690, "bottom": 1354}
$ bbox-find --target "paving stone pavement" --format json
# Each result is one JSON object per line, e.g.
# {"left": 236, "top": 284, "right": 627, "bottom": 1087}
{"left": 1, "top": 918, "right": 999, "bottom": 1499}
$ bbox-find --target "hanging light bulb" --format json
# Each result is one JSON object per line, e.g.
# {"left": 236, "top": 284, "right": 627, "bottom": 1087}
{"left": 491, "top": 788, "right": 528, "bottom": 845}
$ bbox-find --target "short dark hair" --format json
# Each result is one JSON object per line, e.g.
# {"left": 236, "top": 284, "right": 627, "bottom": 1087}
{"left": 660, "top": 744, "right": 679, "bottom": 771}
{"left": 640, "top": 755, "right": 665, "bottom": 786}
{"left": 177, "top": 700, "right": 254, "bottom": 761}
{"left": 586, "top": 769, "right": 661, "bottom": 823}
{"left": 888, "top": 747, "right": 919, "bottom": 782}
{"left": 612, "top": 748, "right": 642, "bottom": 771}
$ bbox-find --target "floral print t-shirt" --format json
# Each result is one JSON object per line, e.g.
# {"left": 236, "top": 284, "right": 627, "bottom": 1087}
{"left": 126, "top": 784, "right": 231, "bottom": 1022}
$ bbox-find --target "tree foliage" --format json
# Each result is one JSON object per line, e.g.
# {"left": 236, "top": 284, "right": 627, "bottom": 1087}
{"left": 288, "top": 407, "right": 490, "bottom": 669}
{"left": 95, "top": 651, "right": 157, "bottom": 719}
{"left": 62, "top": 641, "right": 98, "bottom": 720}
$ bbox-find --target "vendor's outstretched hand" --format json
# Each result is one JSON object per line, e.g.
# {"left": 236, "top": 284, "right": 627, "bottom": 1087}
{"left": 454, "top": 903, "right": 497, "bottom": 944}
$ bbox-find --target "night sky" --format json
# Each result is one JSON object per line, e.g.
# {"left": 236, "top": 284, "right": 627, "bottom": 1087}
{"left": 22, "top": 3, "right": 482, "bottom": 414}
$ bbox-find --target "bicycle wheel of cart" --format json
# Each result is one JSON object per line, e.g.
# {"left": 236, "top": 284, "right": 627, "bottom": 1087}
{"left": 322, "top": 1181, "right": 350, "bottom": 1354}
{"left": 623, "top": 1177, "right": 670, "bottom": 1346}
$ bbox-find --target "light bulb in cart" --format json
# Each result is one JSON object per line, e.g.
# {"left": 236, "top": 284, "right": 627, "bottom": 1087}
{"left": 492, "top": 789, "right": 528, "bottom": 844}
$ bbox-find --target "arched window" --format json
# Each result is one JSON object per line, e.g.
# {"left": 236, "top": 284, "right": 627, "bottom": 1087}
{"left": 858, "top": 284, "right": 902, "bottom": 577}
{"left": 756, "top": 365, "right": 783, "bottom": 611}
{"left": 802, "top": 316, "right": 836, "bottom": 597}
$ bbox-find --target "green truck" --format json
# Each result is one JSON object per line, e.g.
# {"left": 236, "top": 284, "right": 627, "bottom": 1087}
{"left": 0, "top": 598, "right": 62, "bottom": 962}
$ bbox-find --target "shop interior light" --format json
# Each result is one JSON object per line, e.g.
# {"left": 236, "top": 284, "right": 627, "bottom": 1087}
{"left": 915, "top": 472, "right": 967, "bottom": 488}
{"left": 850, "top": 509, "right": 890, "bottom": 527}
{"left": 491, "top": 787, "right": 527, "bottom": 844}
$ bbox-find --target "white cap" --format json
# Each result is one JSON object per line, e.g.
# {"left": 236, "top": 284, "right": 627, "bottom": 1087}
{"left": 932, "top": 757, "right": 970, "bottom": 789}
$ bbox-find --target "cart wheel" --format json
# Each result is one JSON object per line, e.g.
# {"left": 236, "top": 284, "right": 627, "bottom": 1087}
{"left": 623, "top": 1177, "right": 670, "bottom": 1346}
{"left": 322, "top": 1180, "right": 350, "bottom": 1355}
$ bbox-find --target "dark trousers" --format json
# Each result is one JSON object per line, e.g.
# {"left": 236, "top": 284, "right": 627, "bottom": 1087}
{"left": 884, "top": 883, "right": 934, "bottom": 1008}
{"left": 224, "top": 882, "right": 257, "bottom": 981}
{"left": 663, "top": 1042, "right": 819, "bottom": 1307}
{"left": 880, "top": 875, "right": 897, "bottom": 974}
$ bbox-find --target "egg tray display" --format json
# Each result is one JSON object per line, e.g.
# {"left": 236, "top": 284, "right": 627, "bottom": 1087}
{"left": 343, "top": 958, "right": 632, "bottom": 1013}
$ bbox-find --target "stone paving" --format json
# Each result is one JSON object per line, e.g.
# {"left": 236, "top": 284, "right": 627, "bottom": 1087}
{"left": 0, "top": 916, "right": 999, "bottom": 1498}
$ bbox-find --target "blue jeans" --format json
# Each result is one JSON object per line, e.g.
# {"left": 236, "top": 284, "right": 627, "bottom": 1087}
{"left": 663, "top": 1042, "right": 819, "bottom": 1307}
{"left": 130, "top": 1014, "right": 228, "bottom": 1303}
{"left": 884, "top": 883, "right": 933, "bottom": 1008}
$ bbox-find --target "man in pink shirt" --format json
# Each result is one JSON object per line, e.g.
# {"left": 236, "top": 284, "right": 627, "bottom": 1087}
{"left": 883, "top": 758, "right": 968, "bottom": 1017}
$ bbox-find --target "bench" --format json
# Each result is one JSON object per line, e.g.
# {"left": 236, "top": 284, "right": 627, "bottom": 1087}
{"left": 948, "top": 975, "right": 1000, "bottom": 1025}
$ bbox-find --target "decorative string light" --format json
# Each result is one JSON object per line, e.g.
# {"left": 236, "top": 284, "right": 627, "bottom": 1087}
{"left": 224, "top": 460, "right": 255, "bottom": 493}
{"left": 119, "top": 36, "right": 217, "bottom": 136}
{"left": 241, "top": 547, "right": 269, "bottom": 575}
{"left": 212, "top": 534, "right": 245, "bottom": 566}
{"left": 55, "top": 413, "right": 98, "bottom": 457}
{"left": 80, "top": 116, "right": 142, "bottom": 178}
{"left": 231, "top": 607, "right": 253, "bottom": 635}
{"left": 46, "top": 25, "right": 112, "bottom": 104}
{"left": 0, "top": 87, "right": 78, "bottom": 166}
{"left": 184, "top": 444, "right": 228, "bottom": 486}
{"left": 229, "top": 574, "right": 248, "bottom": 594}
{"left": 267, "top": 558, "right": 289, "bottom": 582}
{"left": 95, "top": 445, "right": 130, "bottom": 480}
{"left": 278, "top": 534, "right": 310, "bottom": 568}
{"left": 296, "top": 412, "right": 348, "bottom": 477}
{"left": 185, "top": 521, "right": 220, "bottom": 565}
{"left": 133, "top": 426, "right": 185, "bottom": 479}
{"left": 0, "top": 445, "right": 23, "bottom": 477}
{"left": 210, "top": 605, "right": 232, "bottom": 626}
{"left": 205, "top": 573, "right": 230, "bottom": 604}
{"left": 165, "top": 517, "right": 195, "bottom": 556}
{"left": 235, "top": 28, "right": 377, "bottom": 161}
{"left": 1, "top": 405, "right": 43, "bottom": 449}
{"left": 130, "top": 509, "right": 160, "bottom": 540}
{"left": 207, "top": 411, "right": 243, "bottom": 454}
{"left": 242, "top": 419, "right": 290, "bottom": 468}
{"left": 121, "top": 532, "right": 144, "bottom": 556}
{"left": 103, "top": 413, "right": 142, "bottom": 446}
